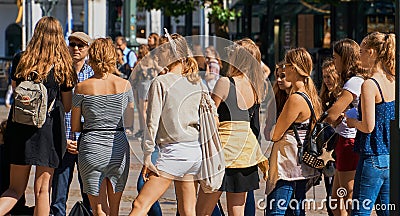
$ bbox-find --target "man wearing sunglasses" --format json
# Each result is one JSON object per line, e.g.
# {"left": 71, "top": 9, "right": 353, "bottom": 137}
{"left": 50, "top": 32, "right": 94, "bottom": 216}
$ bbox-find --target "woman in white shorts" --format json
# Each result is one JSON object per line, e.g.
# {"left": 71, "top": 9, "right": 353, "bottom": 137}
{"left": 129, "top": 33, "right": 214, "bottom": 216}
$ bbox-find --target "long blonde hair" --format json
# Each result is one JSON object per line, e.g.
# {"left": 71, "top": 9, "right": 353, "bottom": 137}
{"left": 226, "top": 38, "right": 266, "bottom": 103}
{"left": 361, "top": 32, "right": 396, "bottom": 81}
{"left": 165, "top": 33, "right": 200, "bottom": 84}
{"left": 88, "top": 38, "right": 118, "bottom": 75}
{"left": 285, "top": 48, "right": 322, "bottom": 120}
{"left": 16, "top": 16, "right": 75, "bottom": 87}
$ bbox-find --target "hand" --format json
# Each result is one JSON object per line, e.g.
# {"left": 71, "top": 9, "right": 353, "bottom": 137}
{"left": 345, "top": 114, "right": 358, "bottom": 128}
{"left": 67, "top": 139, "right": 78, "bottom": 154}
{"left": 332, "top": 113, "right": 345, "bottom": 127}
{"left": 142, "top": 153, "right": 159, "bottom": 181}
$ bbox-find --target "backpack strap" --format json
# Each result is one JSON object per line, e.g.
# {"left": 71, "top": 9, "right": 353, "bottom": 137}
{"left": 126, "top": 50, "right": 133, "bottom": 66}
{"left": 293, "top": 92, "right": 316, "bottom": 122}
{"left": 292, "top": 91, "right": 315, "bottom": 165}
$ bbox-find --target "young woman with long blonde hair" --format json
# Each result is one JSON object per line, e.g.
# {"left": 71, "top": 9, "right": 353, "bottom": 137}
{"left": 196, "top": 38, "right": 268, "bottom": 216}
{"left": 129, "top": 33, "right": 207, "bottom": 216}
{"left": 347, "top": 32, "right": 395, "bottom": 216}
{"left": 266, "top": 48, "right": 322, "bottom": 216}
{"left": 0, "top": 16, "right": 76, "bottom": 215}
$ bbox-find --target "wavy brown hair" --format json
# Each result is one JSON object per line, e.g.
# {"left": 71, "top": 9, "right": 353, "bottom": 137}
{"left": 285, "top": 47, "right": 322, "bottom": 120}
{"left": 333, "top": 38, "right": 366, "bottom": 82}
{"left": 319, "top": 59, "right": 341, "bottom": 110}
{"left": 138, "top": 44, "right": 150, "bottom": 60}
{"left": 273, "top": 61, "right": 290, "bottom": 116}
{"left": 15, "top": 16, "right": 75, "bottom": 87}
{"left": 361, "top": 32, "right": 396, "bottom": 81}
{"left": 148, "top": 33, "right": 160, "bottom": 50}
{"left": 164, "top": 33, "right": 201, "bottom": 84}
{"left": 226, "top": 38, "right": 266, "bottom": 103}
{"left": 88, "top": 38, "right": 118, "bottom": 75}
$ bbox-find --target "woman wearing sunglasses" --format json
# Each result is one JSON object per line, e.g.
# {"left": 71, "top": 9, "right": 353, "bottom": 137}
{"left": 263, "top": 61, "right": 292, "bottom": 141}
{"left": 266, "top": 48, "right": 322, "bottom": 216}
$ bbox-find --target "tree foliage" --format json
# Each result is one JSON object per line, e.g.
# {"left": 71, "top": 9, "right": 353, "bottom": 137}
{"left": 137, "top": 0, "right": 240, "bottom": 36}
{"left": 137, "top": 0, "right": 202, "bottom": 17}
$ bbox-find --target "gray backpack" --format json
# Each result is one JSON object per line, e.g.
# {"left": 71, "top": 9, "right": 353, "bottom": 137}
{"left": 12, "top": 71, "right": 55, "bottom": 128}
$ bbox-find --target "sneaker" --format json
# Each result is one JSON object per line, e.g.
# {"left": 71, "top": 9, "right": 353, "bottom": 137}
{"left": 134, "top": 130, "right": 143, "bottom": 138}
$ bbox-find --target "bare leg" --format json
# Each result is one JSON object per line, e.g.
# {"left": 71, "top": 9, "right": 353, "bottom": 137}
{"left": 106, "top": 179, "right": 123, "bottom": 216}
{"left": 174, "top": 179, "right": 197, "bottom": 216}
{"left": 226, "top": 192, "right": 247, "bottom": 216}
{"left": 88, "top": 179, "right": 109, "bottom": 216}
{"left": 196, "top": 186, "right": 222, "bottom": 216}
{"left": 129, "top": 174, "right": 172, "bottom": 216}
{"left": 33, "top": 166, "right": 54, "bottom": 216}
{"left": 0, "top": 165, "right": 31, "bottom": 215}
{"left": 331, "top": 170, "right": 356, "bottom": 216}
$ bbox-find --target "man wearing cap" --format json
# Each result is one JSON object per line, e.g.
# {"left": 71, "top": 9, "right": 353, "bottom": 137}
{"left": 50, "top": 32, "right": 94, "bottom": 216}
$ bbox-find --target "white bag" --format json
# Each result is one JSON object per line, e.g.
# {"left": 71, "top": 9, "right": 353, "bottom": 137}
{"left": 198, "top": 90, "right": 225, "bottom": 193}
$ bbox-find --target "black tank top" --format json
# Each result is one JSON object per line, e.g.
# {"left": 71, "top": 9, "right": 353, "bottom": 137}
{"left": 218, "top": 77, "right": 260, "bottom": 136}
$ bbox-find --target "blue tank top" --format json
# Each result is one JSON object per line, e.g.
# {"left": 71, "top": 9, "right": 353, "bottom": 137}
{"left": 354, "top": 78, "right": 394, "bottom": 156}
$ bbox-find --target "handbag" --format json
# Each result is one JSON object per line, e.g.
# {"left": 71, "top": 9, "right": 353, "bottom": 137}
{"left": 68, "top": 201, "right": 91, "bottom": 216}
{"left": 197, "top": 87, "right": 225, "bottom": 193}
{"left": 292, "top": 92, "right": 338, "bottom": 170}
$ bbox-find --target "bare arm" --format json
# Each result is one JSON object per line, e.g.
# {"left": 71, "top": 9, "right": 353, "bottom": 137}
{"left": 346, "top": 80, "right": 376, "bottom": 133}
{"left": 325, "top": 90, "right": 354, "bottom": 125}
{"left": 61, "top": 91, "right": 72, "bottom": 112}
{"left": 272, "top": 94, "right": 306, "bottom": 142}
{"left": 210, "top": 77, "right": 230, "bottom": 108}
{"left": 71, "top": 84, "right": 83, "bottom": 132}
{"left": 124, "top": 81, "right": 135, "bottom": 129}
{"left": 11, "top": 80, "right": 16, "bottom": 90}
{"left": 71, "top": 106, "right": 82, "bottom": 132}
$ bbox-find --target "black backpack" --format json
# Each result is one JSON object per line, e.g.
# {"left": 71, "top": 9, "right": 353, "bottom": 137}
{"left": 292, "top": 92, "right": 338, "bottom": 170}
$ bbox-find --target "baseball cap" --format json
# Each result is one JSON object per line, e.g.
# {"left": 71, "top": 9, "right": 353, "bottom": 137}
{"left": 68, "top": 32, "right": 92, "bottom": 45}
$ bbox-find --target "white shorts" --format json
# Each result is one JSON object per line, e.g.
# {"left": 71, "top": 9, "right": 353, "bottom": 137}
{"left": 156, "top": 140, "right": 202, "bottom": 178}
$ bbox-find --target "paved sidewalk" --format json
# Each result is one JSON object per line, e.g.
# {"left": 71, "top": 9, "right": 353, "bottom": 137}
{"left": 0, "top": 106, "right": 350, "bottom": 215}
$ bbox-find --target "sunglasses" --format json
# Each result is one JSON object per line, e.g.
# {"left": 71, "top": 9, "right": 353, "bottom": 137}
{"left": 277, "top": 72, "right": 286, "bottom": 79}
{"left": 69, "top": 42, "right": 87, "bottom": 49}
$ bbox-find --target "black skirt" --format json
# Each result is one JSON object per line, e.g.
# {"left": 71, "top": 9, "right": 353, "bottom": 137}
{"left": 219, "top": 165, "right": 259, "bottom": 193}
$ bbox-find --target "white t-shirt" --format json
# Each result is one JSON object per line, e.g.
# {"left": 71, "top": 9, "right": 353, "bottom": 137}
{"left": 335, "top": 76, "right": 364, "bottom": 138}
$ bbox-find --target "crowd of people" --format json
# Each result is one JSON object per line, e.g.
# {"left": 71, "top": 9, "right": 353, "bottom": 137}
{"left": 0, "top": 15, "right": 395, "bottom": 216}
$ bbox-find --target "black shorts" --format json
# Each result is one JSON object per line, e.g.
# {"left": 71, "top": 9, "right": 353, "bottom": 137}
{"left": 219, "top": 165, "right": 259, "bottom": 193}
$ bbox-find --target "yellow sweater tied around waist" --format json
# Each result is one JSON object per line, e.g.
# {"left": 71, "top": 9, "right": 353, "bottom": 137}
{"left": 218, "top": 121, "right": 269, "bottom": 180}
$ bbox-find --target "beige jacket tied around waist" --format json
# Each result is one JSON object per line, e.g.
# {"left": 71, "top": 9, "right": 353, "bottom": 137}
{"left": 265, "top": 131, "right": 319, "bottom": 196}
{"left": 218, "top": 121, "right": 269, "bottom": 179}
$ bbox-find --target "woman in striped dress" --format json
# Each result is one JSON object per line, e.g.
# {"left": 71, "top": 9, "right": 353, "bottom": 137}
{"left": 71, "top": 38, "right": 134, "bottom": 216}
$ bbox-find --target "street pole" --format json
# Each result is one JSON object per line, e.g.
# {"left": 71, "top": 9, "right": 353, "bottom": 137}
{"left": 22, "top": 0, "right": 26, "bottom": 50}
{"left": 390, "top": 1, "right": 400, "bottom": 215}
{"left": 124, "top": 0, "right": 138, "bottom": 48}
